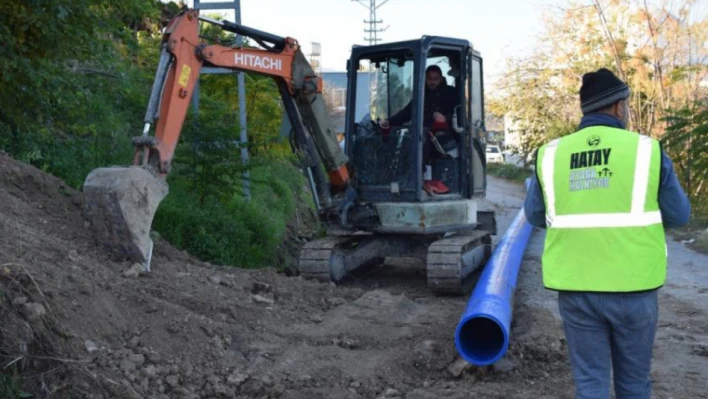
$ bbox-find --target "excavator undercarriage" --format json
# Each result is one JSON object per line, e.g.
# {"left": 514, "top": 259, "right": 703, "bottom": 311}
{"left": 299, "top": 229, "right": 492, "bottom": 295}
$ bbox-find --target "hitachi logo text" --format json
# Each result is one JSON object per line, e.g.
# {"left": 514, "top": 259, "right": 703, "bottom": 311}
{"left": 234, "top": 54, "right": 282, "bottom": 70}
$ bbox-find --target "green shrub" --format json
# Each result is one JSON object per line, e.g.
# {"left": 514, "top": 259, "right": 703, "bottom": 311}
{"left": 152, "top": 159, "right": 310, "bottom": 268}
{"left": 0, "top": 0, "right": 318, "bottom": 271}
{"left": 0, "top": 368, "right": 32, "bottom": 399}
{"left": 487, "top": 163, "right": 534, "bottom": 183}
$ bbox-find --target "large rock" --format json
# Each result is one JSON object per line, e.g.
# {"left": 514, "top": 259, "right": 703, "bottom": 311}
{"left": 83, "top": 166, "right": 168, "bottom": 269}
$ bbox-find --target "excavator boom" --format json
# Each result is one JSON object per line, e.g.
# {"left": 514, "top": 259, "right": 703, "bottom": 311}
{"left": 138, "top": 10, "right": 347, "bottom": 183}
{"left": 83, "top": 8, "right": 351, "bottom": 269}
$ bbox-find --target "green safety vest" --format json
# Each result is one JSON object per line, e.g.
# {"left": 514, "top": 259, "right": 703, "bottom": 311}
{"left": 536, "top": 125, "right": 666, "bottom": 292}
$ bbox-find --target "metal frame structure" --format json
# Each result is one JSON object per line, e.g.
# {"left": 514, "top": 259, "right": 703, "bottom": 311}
{"left": 351, "top": 0, "right": 394, "bottom": 131}
{"left": 351, "top": 0, "right": 391, "bottom": 45}
{"left": 192, "top": 0, "right": 251, "bottom": 199}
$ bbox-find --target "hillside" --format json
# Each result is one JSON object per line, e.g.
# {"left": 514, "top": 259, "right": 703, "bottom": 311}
{"left": 0, "top": 152, "right": 569, "bottom": 398}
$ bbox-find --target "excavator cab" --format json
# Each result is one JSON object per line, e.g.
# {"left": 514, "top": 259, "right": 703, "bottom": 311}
{"left": 298, "top": 38, "right": 496, "bottom": 294}
{"left": 345, "top": 37, "right": 487, "bottom": 203}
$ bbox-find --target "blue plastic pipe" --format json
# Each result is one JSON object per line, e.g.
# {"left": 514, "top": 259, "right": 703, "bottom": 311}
{"left": 454, "top": 178, "right": 535, "bottom": 366}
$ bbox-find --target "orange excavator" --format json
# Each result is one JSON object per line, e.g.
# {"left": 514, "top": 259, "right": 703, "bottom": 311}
{"left": 84, "top": 8, "right": 354, "bottom": 268}
{"left": 83, "top": 8, "right": 497, "bottom": 294}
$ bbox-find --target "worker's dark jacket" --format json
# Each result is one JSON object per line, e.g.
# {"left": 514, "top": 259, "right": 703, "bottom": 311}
{"left": 388, "top": 84, "right": 458, "bottom": 128}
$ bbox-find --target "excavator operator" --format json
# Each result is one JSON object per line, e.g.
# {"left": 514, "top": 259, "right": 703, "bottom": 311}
{"left": 379, "top": 64, "right": 460, "bottom": 194}
{"left": 380, "top": 64, "right": 458, "bottom": 132}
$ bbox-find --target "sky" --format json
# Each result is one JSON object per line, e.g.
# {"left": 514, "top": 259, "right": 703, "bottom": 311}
{"left": 179, "top": 0, "right": 572, "bottom": 86}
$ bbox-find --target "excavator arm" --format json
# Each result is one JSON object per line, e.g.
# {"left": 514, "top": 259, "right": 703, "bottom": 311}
{"left": 83, "top": 9, "right": 354, "bottom": 270}
{"left": 135, "top": 9, "right": 349, "bottom": 200}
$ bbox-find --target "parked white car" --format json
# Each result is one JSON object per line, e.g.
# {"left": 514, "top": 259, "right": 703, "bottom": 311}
{"left": 485, "top": 144, "right": 504, "bottom": 164}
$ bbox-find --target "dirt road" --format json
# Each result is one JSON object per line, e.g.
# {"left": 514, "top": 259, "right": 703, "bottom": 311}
{"left": 1, "top": 153, "right": 706, "bottom": 398}
{"left": 486, "top": 176, "right": 708, "bottom": 399}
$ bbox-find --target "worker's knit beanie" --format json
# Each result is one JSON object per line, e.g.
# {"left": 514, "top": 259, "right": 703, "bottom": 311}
{"left": 579, "top": 68, "right": 630, "bottom": 115}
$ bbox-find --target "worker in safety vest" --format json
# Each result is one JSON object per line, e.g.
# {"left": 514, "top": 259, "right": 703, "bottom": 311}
{"left": 524, "top": 68, "right": 691, "bottom": 399}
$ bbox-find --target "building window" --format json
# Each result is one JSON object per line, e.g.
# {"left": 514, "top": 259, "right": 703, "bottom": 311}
{"left": 332, "top": 88, "right": 346, "bottom": 108}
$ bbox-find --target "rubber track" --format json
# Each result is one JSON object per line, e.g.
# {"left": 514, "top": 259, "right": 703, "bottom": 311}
{"left": 297, "top": 236, "right": 352, "bottom": 282}
{"left": 426, "top": 230, "right": 491, "bottom": 294}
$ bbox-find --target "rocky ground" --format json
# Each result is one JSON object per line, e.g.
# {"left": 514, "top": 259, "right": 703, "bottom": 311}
{"left": 1, "top": 151, "right": 706, "bottom": 398}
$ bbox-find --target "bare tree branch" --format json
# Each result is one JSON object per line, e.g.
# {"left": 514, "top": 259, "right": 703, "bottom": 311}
{"left": 643, "top": 0, "right": 668, "bottom": 111}
{"left": 592, "top": 0, "right": 626, "bottom": 78}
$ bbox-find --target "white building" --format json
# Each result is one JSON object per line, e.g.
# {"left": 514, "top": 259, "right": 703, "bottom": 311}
{"left": 503, "top": 112, "right": 521, "bottom": 151}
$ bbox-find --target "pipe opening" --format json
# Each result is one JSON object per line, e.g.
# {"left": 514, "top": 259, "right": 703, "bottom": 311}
{"left": 457, "top": 316, "right": 507, "bottom": 365}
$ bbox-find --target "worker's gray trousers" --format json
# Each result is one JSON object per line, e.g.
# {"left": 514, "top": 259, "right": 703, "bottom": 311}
{"left": 558, "top": 290, "right": 659, "bottom": 399}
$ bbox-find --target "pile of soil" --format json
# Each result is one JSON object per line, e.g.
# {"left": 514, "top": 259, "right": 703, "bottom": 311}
{"left": 0, "top": 151, "right": 582, "bottom": 398}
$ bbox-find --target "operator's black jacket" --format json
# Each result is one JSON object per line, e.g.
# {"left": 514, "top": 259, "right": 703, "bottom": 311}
{"left": 388, "top": 83, "right": 458, "bottom": 128}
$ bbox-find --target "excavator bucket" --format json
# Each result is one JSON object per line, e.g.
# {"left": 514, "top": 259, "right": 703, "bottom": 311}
{"left": 79, "top": 14, "right": 180, "bottom": 271}
{"left": 83, "top": 166, "right": 168, "bottom": 271}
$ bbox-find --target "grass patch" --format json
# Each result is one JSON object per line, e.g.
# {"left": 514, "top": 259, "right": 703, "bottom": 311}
{"left": 487, "top": 162, "right": 535, "bottom": 183}
{"left": 0, "top": 368, "right": 32, "bottom": 399}
{"left": 152, "top": 159, "right": 314, "bottom": 269}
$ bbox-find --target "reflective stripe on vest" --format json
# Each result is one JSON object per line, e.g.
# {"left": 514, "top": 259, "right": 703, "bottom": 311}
{"left": 541, "top": 135, "right": 661, "bottom": 228}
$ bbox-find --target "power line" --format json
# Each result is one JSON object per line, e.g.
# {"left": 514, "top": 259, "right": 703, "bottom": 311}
{"left": 351, "top": 0, "right": 391, "bottom": 45}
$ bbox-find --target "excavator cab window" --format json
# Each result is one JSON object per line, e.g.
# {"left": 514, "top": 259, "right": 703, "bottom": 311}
{"left": 355, "top": 54, "right": 414, "bottom": 125}
{"left": 346, "top": 40, "right": 477, "bottom": 203}
{"left": 348, "top": 50, "right": 419, "bottom": 201}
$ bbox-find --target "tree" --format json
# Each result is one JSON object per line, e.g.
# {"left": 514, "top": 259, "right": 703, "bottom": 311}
{"left": 489, "top": 0, "right": 708, "bottom": 165}
{"left": 661, "top": 100, "right": 708, "bottom": 221}
{"left": 0, "top": 0, "right": 170, "bottom": 187}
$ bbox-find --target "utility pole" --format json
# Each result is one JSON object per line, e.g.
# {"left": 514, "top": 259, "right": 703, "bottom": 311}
{"left": 234, "top": 0, "right": 250, "bottom": 201}
{"left": 351, "top": 0, "right": 391, "bottom": 45}
{"left": 351, "top": 1, "right": 392, "bottom": 121}
{"left": 192, "top": 0, "right": 251, "bottom": 200}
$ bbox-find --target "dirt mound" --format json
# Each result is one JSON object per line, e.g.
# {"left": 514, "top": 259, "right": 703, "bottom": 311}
{"left": 0, "top": 152, "right": 574, "bottom": 398}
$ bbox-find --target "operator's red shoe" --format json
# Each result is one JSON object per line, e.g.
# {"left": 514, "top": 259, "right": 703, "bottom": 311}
{"left": 423, "top": 180, "right": 449, "bottom": 195}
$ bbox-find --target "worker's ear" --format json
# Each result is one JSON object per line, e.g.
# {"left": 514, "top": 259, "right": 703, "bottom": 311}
{"left": 607, "top": 101, "right": 621, "bottom": 120}
{"left": 615, "top": 99, "right": 630, "bottom": 125}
